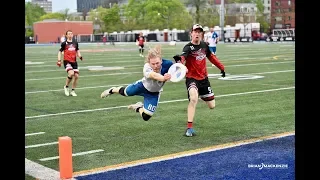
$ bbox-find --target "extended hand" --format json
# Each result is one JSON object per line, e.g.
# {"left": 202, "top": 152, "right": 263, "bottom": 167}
{"left": 173, "top": 55, "right": 181, "bottom": 63}
{"left": 57, "top": 60, "right": 61, "bottom": 67}
{"left": 163, "top": 73, "right": 171, "bottom": 81}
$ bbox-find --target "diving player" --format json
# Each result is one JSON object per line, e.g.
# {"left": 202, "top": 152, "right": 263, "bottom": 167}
{"left": 100, "top": 45, "right": 173, "bottom": 121}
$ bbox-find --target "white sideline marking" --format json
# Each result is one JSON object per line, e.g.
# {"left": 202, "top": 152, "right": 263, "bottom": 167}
{"left": 25, "top": 50, "right": 294, "bottom": 69}
{"left": 25, "top": 142, "right": 58, "bottom": 149}
{"left": 39, "top": 149, "right": 105, "bottom": 161}
{"left": 25, "top": 61, "right": 44, "bottom": 65}
{"left": 25, "top": 69, "right": 294, "bottom": 94}
{"left": 25, "top": 65, "right": 141, "bottom": 73}
{"left": 25, "top": 72, "right": 141, "bottom": 81}
{"left": 25, "top": 158, "right": 77, "bottom": 180}
{"left": 249, "top": 70, "right": 294, "bottom": 74}
{"left": 25, "top": 87, "right": 295, "bottom": 120}
{"left": 25, "top": 61, "right": 294, "bottom": 81}
{"left": 25, "top": 158, "right": 61, "bottom": 180}
{"left": 26, "top": 84, "right": 129, "bottom": 94}
{"left": 25, "top": 132, "right": 45, "bottom": 136}
{"left": 229, "top": 61, "right": 293, "bottom": 67}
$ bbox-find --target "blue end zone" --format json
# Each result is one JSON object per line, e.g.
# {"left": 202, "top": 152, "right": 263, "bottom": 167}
{"left": 76, "top": 135, "right": 294, "bottom": 180}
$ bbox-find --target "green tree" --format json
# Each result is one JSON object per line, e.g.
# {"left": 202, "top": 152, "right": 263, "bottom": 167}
{"left": 124, "top": 0, "right": 148, "bottom": 29}
{"left": 88, "top": 6, "right": 109, "bottom": 33}
{"left": 39, "top": 13, "right": 65, "bottom": 21}
{"left": 102, "top": 4, "right": 123, "bottom": 33}
{"left": 60, "top": 8, "right": 71, "bottom": 20}
{"left": 183, "top": 0, "right": 207, "bottom": 24}
{"left": 101, "top": 0, "right": 120, "bottom": 8}
{"left": 253, "top": 0, "right": 270, "bottom": 33}
{"left": 199, "top": 7, "right": 220, "bottom": 27}
{"left": 25, "top": 2, "right": 46, "bottom": 26}
{"left": 124, "top": 0, "right": 192, "bottom": 30}
{"left": 25, "top": 2, "right": 46, "bottom": 36}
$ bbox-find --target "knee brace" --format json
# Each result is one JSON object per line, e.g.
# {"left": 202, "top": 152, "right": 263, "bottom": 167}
{"left": 142, "top": 112, "right": 152, "bottom": 121}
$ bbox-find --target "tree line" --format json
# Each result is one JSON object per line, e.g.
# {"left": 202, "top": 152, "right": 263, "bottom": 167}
{"left": 25, "top": 0, "right": 271, "bottom": 36}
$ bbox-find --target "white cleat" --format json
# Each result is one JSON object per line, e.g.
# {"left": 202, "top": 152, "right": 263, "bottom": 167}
{"left": 64, "top": 86, "right": 70, "bottom": 96}
{"left": 128, "top": 102, "right": 143, "bottom": 111}
{"left": 101, "top": 87, "right": 115, "bottom": 98}
{"left": 70, "top": 90, "right": 77, "bottom": 96}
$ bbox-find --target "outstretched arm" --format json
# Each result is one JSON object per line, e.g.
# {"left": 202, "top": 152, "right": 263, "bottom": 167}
{"left": 208, "top": 53, "right": 224, "bottom": 71}
{"left": 149, "top": 72, "right": 171, "bottom": 82}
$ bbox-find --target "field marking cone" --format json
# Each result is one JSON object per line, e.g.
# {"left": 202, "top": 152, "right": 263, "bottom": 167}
{"left": 58, "top": 136, "right": 73, "bottom": 180}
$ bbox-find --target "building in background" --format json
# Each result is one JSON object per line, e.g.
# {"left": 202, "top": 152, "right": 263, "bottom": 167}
{"left": 77, "top": 0, "right": 105, "bottom": 12}
{"left": 263, "top": 0, "right": 272, "bottom": 23}
{"left": 31, "top": 0, "right": 52, "bottom": 13}
{"left": 271, "top": 0, "right": 295, "bottom": 29}
{"left": 76, "top": 0, "right": 128, "bottom": 12}
{"left": 33, "top": 20, "right": 93, "bottom": 43}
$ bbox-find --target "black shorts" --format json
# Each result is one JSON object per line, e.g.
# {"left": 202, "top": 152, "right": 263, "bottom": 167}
{"left": 185, "top": 77, "right": 214, "bottom": 101}
{"left": 139, "top": 45, "right": 144, "bottom": 49}
{"left": 63, "top": 61, "right": 79, "bottom": 73}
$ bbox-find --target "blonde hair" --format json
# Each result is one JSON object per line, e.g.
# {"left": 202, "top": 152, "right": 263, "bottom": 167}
{"left": 145, "top": 45, "right": 162, "bottom": 63}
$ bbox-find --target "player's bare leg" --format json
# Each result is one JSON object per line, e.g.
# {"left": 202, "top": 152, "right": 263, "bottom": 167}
{"left": 205, "top": 99, "right": 215, "bottom": 109}
{"left": 70, "top": 73, "right": 79, "bottom": 96}
{"left": 72, "top": 73, "right": 79, "bottom": 89}
{"left": 185, "top": 88, "right": 198, "bottom": 136}
{"left": 64, "top": 70, "right": 74, "bottom": 96}
{"left": 101, "top": 86, "right": 124, "bottom": 98}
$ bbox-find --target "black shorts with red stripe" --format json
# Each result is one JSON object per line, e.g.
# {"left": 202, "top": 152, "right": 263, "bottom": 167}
{"left": 185, "top": 77, "right": 214, "bottom": 101}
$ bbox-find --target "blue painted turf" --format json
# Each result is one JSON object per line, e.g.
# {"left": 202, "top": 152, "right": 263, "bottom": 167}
{"left": 76, "top": 135, "right": 294, "bottom": 180}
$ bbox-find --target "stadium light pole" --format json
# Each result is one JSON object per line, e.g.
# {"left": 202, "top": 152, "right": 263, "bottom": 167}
{"left": 220, "top": 0, "right": 225, "bottom": 42}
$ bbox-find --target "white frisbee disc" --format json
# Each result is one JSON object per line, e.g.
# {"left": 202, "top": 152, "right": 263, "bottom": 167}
{"left": 168, "top": 63, "right": 187, "bottom": 82}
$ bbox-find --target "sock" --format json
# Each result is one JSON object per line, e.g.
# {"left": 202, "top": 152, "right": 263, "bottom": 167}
{"left": 136, "top": 107, "right": 141, "bottom": 113}
{"left": 109, "top": 88, "right": 114, "bottom": 94}
{"left": 65, "top": 86, "right": 68, "bottom": 88}
{"left": 71, "top": 88, "right": 75, "bottom": 91}
{"left": 187, "top": 122, "right": 193, "bottom": 128}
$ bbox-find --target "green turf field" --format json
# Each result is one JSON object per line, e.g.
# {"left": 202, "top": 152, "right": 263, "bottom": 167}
{"left": 25, "top": 42, "right": 295, "bottom": 178}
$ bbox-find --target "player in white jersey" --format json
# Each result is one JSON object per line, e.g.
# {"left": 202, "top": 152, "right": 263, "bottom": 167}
{"left": 100, "top": 45, "right": 173, "bottom": 121}
{"left": 204, "top": 27, "right": 219, "bottom": 67}
{"left": 204, "top": 27, "right": 219, "bottom": 55}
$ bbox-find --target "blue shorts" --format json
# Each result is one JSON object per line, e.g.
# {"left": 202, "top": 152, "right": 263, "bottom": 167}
{"left": 125, "top": 81, "right": 160, "bottom": 116}
{"left": 209, "top": 47, "right": 217, "bottom": 54}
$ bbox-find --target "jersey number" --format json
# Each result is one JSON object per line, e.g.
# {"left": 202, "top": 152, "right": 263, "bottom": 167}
{"left": 147, "top": 104, "right": 157, "bottom": 111}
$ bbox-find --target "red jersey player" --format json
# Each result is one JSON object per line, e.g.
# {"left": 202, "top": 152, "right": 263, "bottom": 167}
{"left": 136, "top": 32, "right": 145, "bottom": 57}
{"left": 57, "top": 30, "right": 83, "bottom": 97}
{"left": 173, "top": 24, "right": 226, "bottom": 137}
